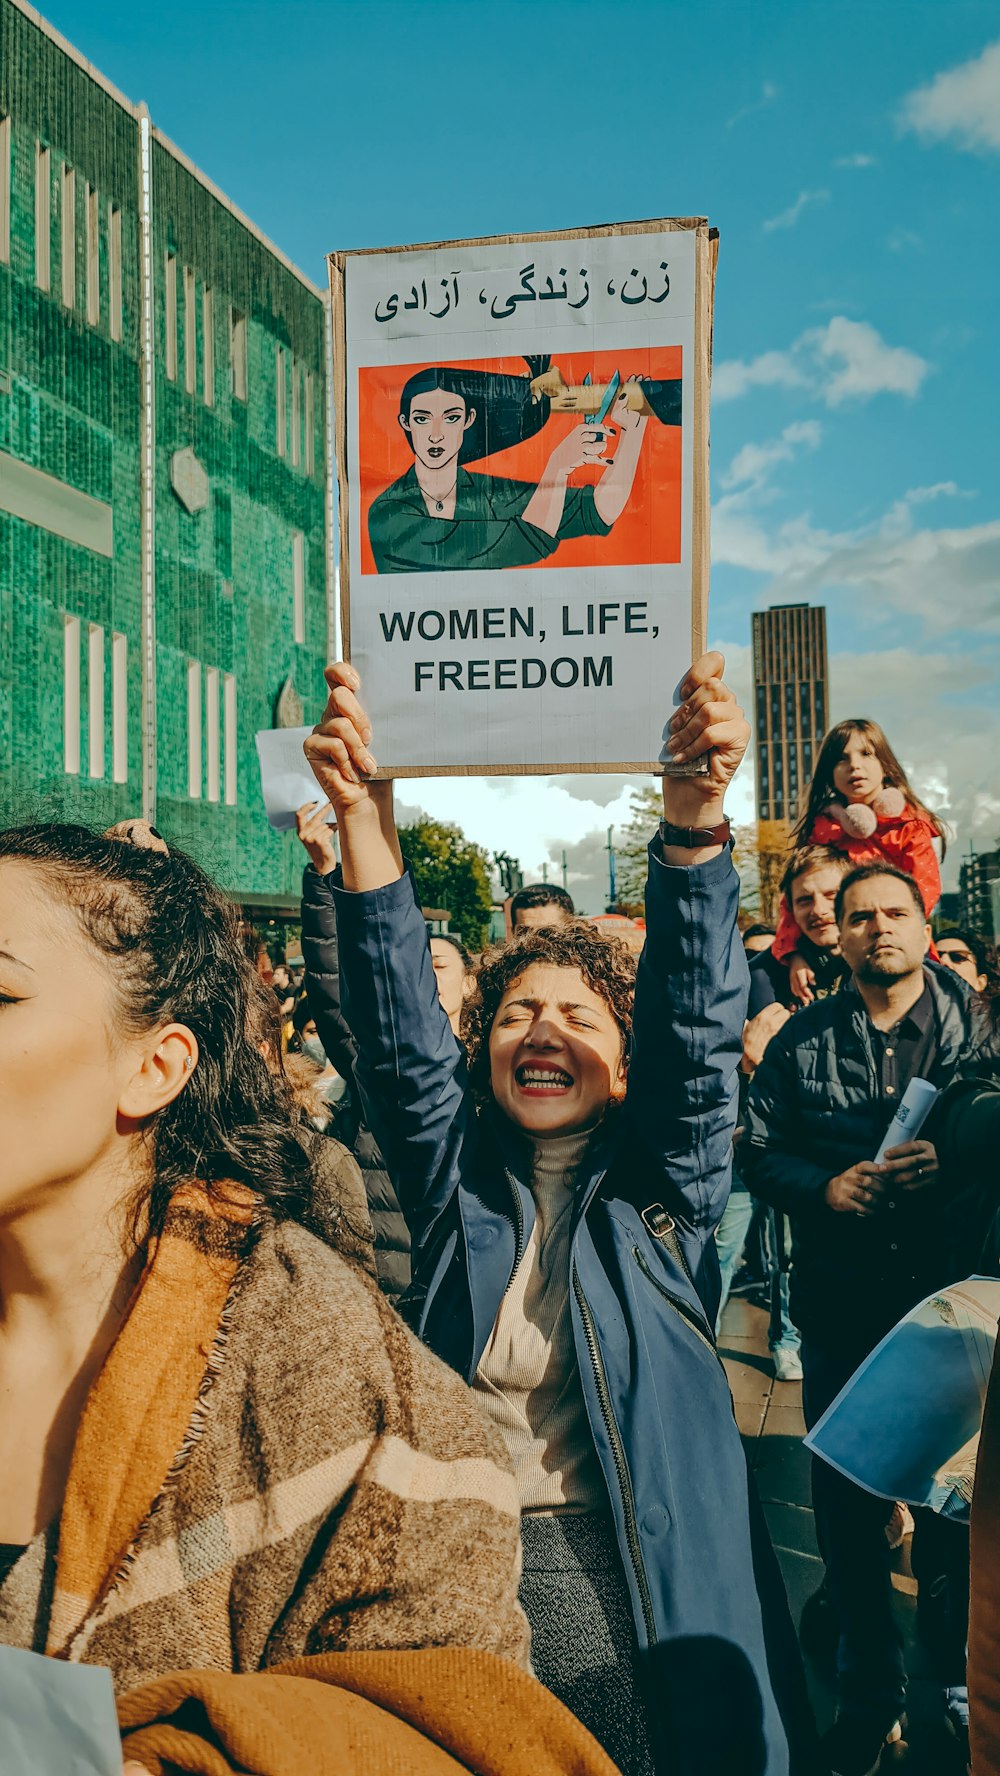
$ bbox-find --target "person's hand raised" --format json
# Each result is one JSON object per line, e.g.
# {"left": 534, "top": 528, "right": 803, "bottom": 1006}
{"left": 304, "top": 664, "right": 380, "bottom": 823}
{"left": 660, "top": 653, "right": 750, "bottom": 845}
{"left": 295, "top": 800, "right": 337, "bottom": 875}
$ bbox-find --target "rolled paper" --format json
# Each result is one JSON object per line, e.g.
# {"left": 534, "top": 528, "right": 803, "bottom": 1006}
{"left": 874, "top": 1077, "right": 940, "bottom": 1165}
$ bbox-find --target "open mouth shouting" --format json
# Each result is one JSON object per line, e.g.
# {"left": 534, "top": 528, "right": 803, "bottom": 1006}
{"left": 515, "top": 1062, "right": 575, "bottom": 1096}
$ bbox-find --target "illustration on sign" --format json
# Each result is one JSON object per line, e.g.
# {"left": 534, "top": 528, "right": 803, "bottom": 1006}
{"left": 361, "top": 352, "right": 682, "bottom": 575}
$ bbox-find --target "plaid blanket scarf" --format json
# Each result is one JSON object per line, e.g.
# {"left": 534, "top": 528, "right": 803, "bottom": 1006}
{"left": 32, "top": 1187, "right": 527, "bottom": 1691}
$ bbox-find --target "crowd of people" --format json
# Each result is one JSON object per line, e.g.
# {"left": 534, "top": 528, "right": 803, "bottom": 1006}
{"left": 1, "top": 655, "right": 998, "bottom": 1776}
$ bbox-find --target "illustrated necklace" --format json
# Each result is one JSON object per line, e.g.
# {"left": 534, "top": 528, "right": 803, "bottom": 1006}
{"left": 421, "top": 478, "right": 458, "bottom": 513}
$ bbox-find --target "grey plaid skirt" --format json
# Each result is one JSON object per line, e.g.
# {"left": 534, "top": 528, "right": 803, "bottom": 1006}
{"left": 519, "top": 1512, "right": 657, "bottom": 1775}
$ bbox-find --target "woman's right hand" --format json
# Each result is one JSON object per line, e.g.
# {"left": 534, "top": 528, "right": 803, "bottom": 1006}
{"left": 304, "top": 663, "right": 379, "bottom": 822}
{"left": 543, "top": 423, "right": 611, "bottom": 479}
{"left": 304, "top": 666, "right": 403, "bottom": 892}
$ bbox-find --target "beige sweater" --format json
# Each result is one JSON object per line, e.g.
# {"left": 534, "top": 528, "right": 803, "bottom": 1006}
{"left": 473, "top": 1132, "right": 606, "bottom": 1514}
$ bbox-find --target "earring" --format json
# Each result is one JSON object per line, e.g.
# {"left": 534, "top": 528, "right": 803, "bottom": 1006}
{"left": 184, "top": 1056, "right": 195, "bottom": 1071}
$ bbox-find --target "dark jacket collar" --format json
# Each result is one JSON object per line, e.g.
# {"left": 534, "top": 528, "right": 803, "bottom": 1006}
{"left": 842, "top": 964, "right": 973, "bottom": 1067}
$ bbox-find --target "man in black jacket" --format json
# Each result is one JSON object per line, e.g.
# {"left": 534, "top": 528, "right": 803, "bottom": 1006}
{"left": 742, "top": 862, "right": 991, "bottom": 1776}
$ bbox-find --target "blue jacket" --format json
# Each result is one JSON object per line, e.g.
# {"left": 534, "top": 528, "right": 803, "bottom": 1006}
{"left": 741, "top": 964, "right": 994, "bottom": 1351}
{"left": 332, "top": 843, "right": 820, "bottom": 1776}
{"left": 300, "top": 866, "right": 411, "bottom": 1301}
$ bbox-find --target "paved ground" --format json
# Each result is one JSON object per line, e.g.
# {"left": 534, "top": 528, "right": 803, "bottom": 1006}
{"left": 720, "top": 1290, "right": 966, "bottom": 1773}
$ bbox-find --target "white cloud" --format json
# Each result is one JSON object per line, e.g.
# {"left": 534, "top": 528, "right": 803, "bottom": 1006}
{"left": 715, "top": 484, "right": 1000, "bottom": 636}
{"left": 879, "top": 481, "right": 971, "bottom": 538}
{"left": 712, "top": 350, "right": 808, "bottom": 402}
{"left": 898, "top": 38, "right": 1000, "bottom": 153}
{"left": 714, "top": 316, "right": 929, "bottom": 407}
{"left": 726, "top": 80, "right": 779, "bottom": 129}
{"left": 811, "top": 315, "right": 929, "bottom": 404}
{"left": 763, "top": 189, "right": 830, "bottom": 232}
{"left": 835, "top": 152, "right": 877, "bottom": 168}
{"left": 722, "top": 420, "right": 822, "bottom": 491}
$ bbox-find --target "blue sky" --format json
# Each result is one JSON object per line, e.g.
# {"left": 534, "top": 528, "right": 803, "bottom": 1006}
{"left": 47, "top": 0, "right": 1000, "bottom": 906}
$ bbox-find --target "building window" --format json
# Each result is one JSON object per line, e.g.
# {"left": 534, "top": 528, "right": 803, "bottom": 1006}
{"left": 164, "top": 252, "right": 177, "bottom": 380}
{"left": 0, "top": 114, "right": 10, "bottom": 264}
{"left": 85, "top": 184, "right": 99, "bottom": 326}
{"left": 108, "top": 205, "right": 122, "bottom": 342}
{"left": 112, "top": 632, "right": 128, "bottom": 783}
{"left": 230, "top": 308, "right": 247, "bottom": 401}
{"left": 205, "top": 665, "right": 220, "bottom": 803}
{"left": 61, "top": 164, "right": 76, "bottom": 309}
{"left": 202, "top": 287, "right": 214, "bottom": 406}
{"left": 88, "top": 623, "right": 105, "bottom": 779}
{"left": 292, "top": 531, "right": 305, "bottom": 644}
{"left": 304, "top": 370, "right": 315, "bottom": 476}
{"left": 276, "top": 344, "right": 286, "bottom": 456}
{"left": 184, "top": 266, "right": 197, "bottom": 394}
{"left": 223, "top": 673, "right": 237, "bottom": 805}
{"left": 63, "top": 615, "right": 81, "bottom": 774}
{"left": 35, "top": 144, "right": 51, "bottom": 291}
{"left": 291, "top": 365, "right": 301, "bottom": 468}
{"left": 187, "top": 660, "right": 202, "bottom": 798}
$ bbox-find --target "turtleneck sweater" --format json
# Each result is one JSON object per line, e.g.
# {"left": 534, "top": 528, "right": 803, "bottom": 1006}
{"left": 472, "top": 1129, "right": 607, "bottom": 1515}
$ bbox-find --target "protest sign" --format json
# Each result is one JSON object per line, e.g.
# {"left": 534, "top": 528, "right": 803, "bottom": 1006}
{"left": 329, "top": 219, "right": 717, "bottom": 776}
{"left": 805, "top": 1277, "right": 1000, "bottom": 1519}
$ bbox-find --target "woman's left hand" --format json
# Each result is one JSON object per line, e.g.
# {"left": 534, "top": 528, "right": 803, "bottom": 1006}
{"left": 662, "top": 653, "right": 750, "bottom": 826}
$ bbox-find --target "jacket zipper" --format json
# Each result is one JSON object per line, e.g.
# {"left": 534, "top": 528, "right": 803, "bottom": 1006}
{"left": 572, "top": 1263, "right": 657, "bottom": 1645}
{"left": 632, "top": 1244, "right": 720, "bottom": 1361}
{"left": 501, "top": 1165, "right": 525, "bottom": 1295}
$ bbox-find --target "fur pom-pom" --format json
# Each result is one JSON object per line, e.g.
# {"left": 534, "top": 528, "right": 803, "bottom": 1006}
{"left": 825, "top": 800, "right": 879, "bottom": 839}
{"left": 872, "top": 786, "right": 906, "bottom": 819}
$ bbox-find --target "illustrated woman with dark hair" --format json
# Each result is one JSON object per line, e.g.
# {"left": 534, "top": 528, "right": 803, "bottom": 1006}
{"left": 368, "top": 358, "right": 663, "bottom": 573}
{"left": 305, "top": 658, "right": 823, "bottom": 1776}
{"left": 0, "top": 820, "right": 534, "bottom": 1713}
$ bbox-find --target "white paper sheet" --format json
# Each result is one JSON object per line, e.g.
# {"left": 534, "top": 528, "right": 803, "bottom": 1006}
{"left": 255, "top": 727, "right": 333, "bottom": 832}
{"left": 0, "top": 1645, "right": 120, "bottom": 1776}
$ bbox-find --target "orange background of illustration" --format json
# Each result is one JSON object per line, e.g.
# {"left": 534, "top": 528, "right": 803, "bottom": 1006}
{"left": 357, "top": 347, "right": 683, "bottom": 575}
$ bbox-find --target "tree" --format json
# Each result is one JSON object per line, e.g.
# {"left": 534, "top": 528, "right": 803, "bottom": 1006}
{"left": 614, "top": 786, "right": 660, "bottom": 915}
{"left": 396, "top": 815, "right": 494, "bottom": 950}
{"left": 612, "top": 786, "right": 763, "bottom": 922}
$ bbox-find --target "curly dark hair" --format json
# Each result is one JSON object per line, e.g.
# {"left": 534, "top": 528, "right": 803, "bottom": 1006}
{"left": 0, "top": 823, "right": 311, "bottom": 1242}
{"left": 461, "top": 922, "right": 636, "bottom": 1100}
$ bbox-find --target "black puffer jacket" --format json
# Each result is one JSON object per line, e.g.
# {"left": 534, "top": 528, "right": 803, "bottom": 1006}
{"left": 299, "top": 866, "right": 411, "bottom": 1302}
{"left": 741, "top": 964, "right": 996, "bottom": 1352}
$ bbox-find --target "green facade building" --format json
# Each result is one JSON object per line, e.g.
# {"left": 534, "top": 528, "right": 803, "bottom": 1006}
{"left": 0, "top": 0, "right": 331, "bottom": 911}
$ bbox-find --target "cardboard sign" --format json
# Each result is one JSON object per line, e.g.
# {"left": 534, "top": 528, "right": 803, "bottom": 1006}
{"left": 329, "top": 219, "right": 717, "bottom": 777}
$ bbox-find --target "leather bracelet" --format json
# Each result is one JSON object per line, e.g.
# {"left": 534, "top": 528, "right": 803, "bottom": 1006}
{"left": 658, "top": 817, "right": 732, "bottom": 849}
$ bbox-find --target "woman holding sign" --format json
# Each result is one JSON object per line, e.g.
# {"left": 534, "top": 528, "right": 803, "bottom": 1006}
{"left": 305, "top": 656, "right": 821, "bottom": 1776}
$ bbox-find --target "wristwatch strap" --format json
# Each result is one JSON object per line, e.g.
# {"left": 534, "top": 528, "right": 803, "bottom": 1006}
{"left": 658, "top": 817, "right": 732, "bottom": 849}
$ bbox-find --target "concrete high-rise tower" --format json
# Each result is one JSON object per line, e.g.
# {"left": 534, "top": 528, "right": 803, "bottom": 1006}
{"left": 751, "top": 603, "right": 829, "bottom": 920}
